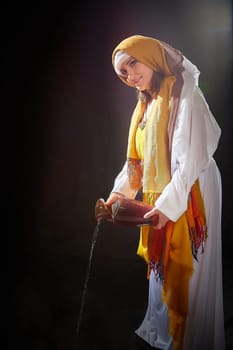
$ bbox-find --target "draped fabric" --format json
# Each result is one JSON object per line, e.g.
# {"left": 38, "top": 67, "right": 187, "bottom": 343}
{"left": 112, "top": 35, "right": 208, "bottom": 350}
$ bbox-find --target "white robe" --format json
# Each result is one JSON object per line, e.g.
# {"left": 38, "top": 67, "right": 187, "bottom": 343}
{"left": 110, "top": 59, "right": 225, "bottom": 349}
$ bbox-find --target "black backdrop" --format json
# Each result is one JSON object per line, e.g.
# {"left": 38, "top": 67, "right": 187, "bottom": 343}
{"left": 8, "top": 0, "right": 233, "bottom": 349}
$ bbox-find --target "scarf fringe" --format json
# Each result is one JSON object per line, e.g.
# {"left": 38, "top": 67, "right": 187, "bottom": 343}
{"left": 148, "top": 261, "right": 165, "bottom": 283}
{"left": 189, "top": 223, "right": 207, "bottom": 261}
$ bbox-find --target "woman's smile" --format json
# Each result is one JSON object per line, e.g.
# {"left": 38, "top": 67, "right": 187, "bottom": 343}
{"left": 133, "top": 77, "right": 143, "bottom": 89}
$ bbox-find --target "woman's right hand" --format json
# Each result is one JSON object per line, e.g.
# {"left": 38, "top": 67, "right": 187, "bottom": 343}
{"left": 105, "top": 192, "right": 125, "bottom": 207}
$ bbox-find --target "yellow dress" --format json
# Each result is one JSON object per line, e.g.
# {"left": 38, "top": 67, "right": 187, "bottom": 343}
{"left": 135, "top": 125, "right": 145, "bottom": 161}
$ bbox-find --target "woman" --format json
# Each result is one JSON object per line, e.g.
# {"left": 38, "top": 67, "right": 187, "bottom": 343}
{"left": 104, "top": 35, "right": 225, "bottom": 350}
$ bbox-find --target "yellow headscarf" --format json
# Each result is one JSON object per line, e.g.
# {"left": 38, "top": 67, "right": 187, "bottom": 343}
{"left": 112, "top": 35, "right": 171, "bottom": 77}
{"left": 112, "top": 35, "right": 207, "bottom": 350}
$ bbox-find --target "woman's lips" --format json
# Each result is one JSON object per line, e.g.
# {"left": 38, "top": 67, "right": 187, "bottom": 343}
{"left": 134, "top": 78, "right": 142, "bottom": 88}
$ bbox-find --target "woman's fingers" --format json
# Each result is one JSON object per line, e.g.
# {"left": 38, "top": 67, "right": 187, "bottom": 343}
{"left": 144, "top": 208, "right": 157, "bottom": 219}
{"left": 105, "top": 192, "right": 123, "bottom": 206}
{"left": 144, "top": 208, "right": 169, "bottom": 229}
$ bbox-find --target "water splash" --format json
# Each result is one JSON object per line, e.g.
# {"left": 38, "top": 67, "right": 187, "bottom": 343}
{"left": 76, "top": 219, "right": 102, "bottom": 338}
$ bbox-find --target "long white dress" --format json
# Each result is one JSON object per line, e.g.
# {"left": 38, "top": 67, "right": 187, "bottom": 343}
{"left": 110, "top": 59, "right": 225, "bottom": 350}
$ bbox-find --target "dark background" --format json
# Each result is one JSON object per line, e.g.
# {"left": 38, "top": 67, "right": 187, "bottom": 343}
{"left": 8, "top": 0, "right": 233, "bottom": 349}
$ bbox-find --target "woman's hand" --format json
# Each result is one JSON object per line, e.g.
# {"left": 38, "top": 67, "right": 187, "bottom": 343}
{"left": 144, "top": 208, "right": 169, "bottom": 229}
{"left": 105, "top": 192, "right": 125, "bottom": 207}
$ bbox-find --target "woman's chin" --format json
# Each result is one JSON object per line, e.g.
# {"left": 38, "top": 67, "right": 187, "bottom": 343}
{"left": 136, "top": 86, "right": 145, "bottom": 91}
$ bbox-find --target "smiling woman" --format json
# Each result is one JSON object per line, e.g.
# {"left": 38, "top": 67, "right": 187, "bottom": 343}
{"left": 97, "top": 35, "right": 225, "bottom": 350}
{"left": 117, "top": 55, "right": 154, "bottom": 91}
{"left": 114, "top": 51, "right": 165, "bottom": 101}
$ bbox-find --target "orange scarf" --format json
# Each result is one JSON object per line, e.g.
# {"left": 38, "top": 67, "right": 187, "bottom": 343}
{"left": 138, "top": 182, "right": 207, "bottom": 350}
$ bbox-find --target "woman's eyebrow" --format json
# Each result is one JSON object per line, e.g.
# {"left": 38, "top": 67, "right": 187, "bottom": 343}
{"left": 125, "top": 56, "right": 134, "bottom": 66}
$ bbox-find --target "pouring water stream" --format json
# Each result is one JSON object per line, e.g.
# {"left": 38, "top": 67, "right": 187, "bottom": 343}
{"left": 76, "top": 197, "right": 155, "bottom": 341}
{"left": 76, "top": 219, "right": 102, "bottom": 338}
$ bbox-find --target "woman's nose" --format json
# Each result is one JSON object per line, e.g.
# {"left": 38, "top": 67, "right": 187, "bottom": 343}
{"left": 127, "top": 71, "right": 134, "bottom": 83}
{"left": 127, "top": 74, "right": 131, "bottom": 82}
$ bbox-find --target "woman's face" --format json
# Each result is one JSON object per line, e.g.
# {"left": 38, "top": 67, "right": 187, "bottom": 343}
{"left": 118, "top": 56, "right": 154, "bottom": 91}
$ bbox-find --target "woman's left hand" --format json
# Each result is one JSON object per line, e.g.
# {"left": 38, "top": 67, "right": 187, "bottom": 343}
{"left": 144, "top": 208, "right": 169, "bottom": 229}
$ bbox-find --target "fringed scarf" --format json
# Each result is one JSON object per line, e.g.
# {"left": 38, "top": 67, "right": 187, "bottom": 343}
{"left": 112, "top": 35, "right": 207, "bottom": 350}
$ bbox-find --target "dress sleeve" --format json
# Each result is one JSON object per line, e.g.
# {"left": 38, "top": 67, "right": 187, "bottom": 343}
{"left": 155, "top": 87, "right": 221, "bottom": 222}
{"left": 111, "top": 161, "right": 138, "bottom": 199}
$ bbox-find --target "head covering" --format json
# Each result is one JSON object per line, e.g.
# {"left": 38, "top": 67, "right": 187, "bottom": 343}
{"left": 112, "top": 35, "right": 172, "bottom": 86}
{"left": 114, "top": 50, "right": 130, "bottom": 75}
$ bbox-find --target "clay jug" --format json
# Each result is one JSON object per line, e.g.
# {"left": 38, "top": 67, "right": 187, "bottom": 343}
{"left": 95, "top": 197, "right": 158, "bottom": 227}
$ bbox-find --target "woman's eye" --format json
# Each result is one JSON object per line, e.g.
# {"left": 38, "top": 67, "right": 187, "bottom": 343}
{"left": 129, "top": 59, "right": 137, "bottom": 67}
{"left": 120, "top": 69, "right": 127, "bottom": 76}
